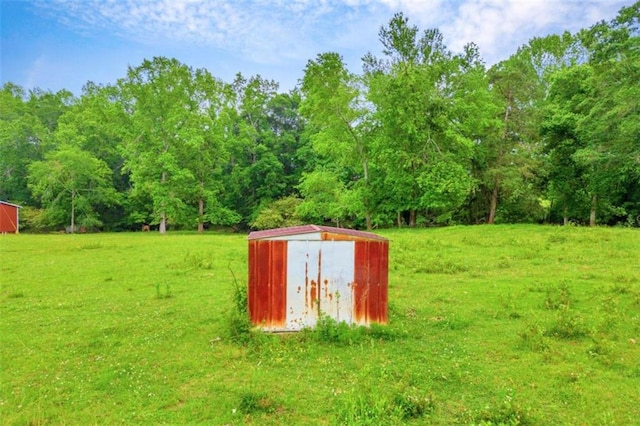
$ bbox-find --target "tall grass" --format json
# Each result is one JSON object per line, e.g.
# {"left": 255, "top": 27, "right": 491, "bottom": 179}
{"left": 1, "top": 225, "right": 639, "bottom": 424}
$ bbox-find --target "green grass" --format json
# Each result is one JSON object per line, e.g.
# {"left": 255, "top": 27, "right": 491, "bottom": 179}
{"left": 1, "top": 225, "right": 639, "bottom": 424}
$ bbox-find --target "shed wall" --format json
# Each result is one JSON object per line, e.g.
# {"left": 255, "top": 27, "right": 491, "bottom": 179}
{"left": 285, "top": 240, "right": 355, "bottom": 330}
{"left": 0, "top": 203, "right": 18, "bottom": 233}
{"left": 354, "top": 240, "right": 388, "bottom": 325}
{"left": 248, "top": 235, "right": 389, "bottom": 331}
{"left": 248, "top": 240, "right": 287, "bottom": 330}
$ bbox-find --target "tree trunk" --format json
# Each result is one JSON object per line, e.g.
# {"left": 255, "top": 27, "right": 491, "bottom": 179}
{"left": 397, "top": 211, "right": 402, "bottom": 228}
{"left": 487, "top": 92, "right": 511, "bottom": 226}
{"left": 563, "top": 206, "right": 569, "bottom": 226}
{"left": 590, "top": 194, "right": 597, "bottom": 227}
{"left": 362, "top": 158, "right": 372, "bottom": 231}
{"left": 159, "top": 212, "right": 167, "bottom": 234}
{"left": 409, "top": 210, "right": 416, "bottom": 227}
{"left": 159, "top": 171, "right": 167, "bottom": 234}
{"left": 488, "top": 178, "right": 499, "bottom": 224}
{"left": 197, "top": 197, "right": 205, "bottom": 233}
{"left": 70, "top": 190, "right": 76, "bottom": 234}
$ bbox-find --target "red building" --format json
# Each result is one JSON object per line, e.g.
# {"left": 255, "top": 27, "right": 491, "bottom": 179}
{"left": 248, "top": 225, "right": 389, "bottom": 332}
{"left": 0, "top": 201, "right": 21, "bottom": 234}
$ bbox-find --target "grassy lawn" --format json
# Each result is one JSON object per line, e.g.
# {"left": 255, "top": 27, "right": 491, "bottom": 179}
{"left": 1, "top": 225, "right": 639, "bottom": 424}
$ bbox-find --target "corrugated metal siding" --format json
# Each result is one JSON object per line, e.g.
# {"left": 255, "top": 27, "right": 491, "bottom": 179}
{"left": 354, "top": 241, "right": 388, "bottom": 325}
{"left": 285, "top": 241, "right": 355, "bottom": 330}
{"left": 248, "top": 240, "right": 287, "bottom": 330}
{"left": 247, "top": 226, "right": 388, "bottom": 331}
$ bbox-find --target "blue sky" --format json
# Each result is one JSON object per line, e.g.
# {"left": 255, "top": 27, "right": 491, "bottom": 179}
{"left": 0, "top": 0, "right": 630, "bottom": 96}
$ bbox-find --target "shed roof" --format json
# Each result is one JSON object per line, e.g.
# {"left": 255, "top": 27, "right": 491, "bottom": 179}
{"left": 0, "top": 201, "right": 22, "bottom": 208}
{"left": 248, "top": 224, "right": 387, "bottom": 241}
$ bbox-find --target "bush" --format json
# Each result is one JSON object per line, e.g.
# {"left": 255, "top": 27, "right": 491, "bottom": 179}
{"left": 250, "top": 195, "right": 303, "bottom": 230}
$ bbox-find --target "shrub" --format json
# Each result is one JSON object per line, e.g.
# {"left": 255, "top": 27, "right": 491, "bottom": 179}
{"left": 250, "top": 195, "right": 303, "bottom": 230}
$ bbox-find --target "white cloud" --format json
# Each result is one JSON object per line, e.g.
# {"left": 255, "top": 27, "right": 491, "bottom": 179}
{"left": 439, "top": 0, "right": 629, "bottom": 65}
{"left": 31, "top": 0, "right": 629, "bottom": 70}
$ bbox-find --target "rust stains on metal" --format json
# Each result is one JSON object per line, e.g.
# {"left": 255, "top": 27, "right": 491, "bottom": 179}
{"left": 316, "top": 249, "right": 322, "bottom": 316}
{"left": 309, "top": 280, "right": 318, "bottom": 308}
{"left": 248, "top": 240, "right": 287, "bottom": 329}
{"left": 248, "top": 225, "right": 388, "bottom": 331}
{"left": 353, "top": 240, "right": 388, "bottom": 325}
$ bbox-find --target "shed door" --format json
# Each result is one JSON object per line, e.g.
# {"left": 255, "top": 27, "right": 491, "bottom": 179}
{"left": 286, "top": 241, "right": 354, "bottom": 330}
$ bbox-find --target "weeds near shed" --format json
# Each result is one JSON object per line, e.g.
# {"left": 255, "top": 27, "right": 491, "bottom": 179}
{"left": 312, "top": 316, "right": 362, "bottom": 345}
{"left": 227, "top": 265, "right": 252, "bottom": 344}
{"left": 183, "top": 251, "right": 215, "bottom": 269}
{"left": 306, "top": 316, "right": 400, "bottom": 346}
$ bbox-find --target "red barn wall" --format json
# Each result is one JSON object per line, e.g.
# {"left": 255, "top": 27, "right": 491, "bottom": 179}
{"left": 0, "top": 203, "right": 18, "bottom": 233}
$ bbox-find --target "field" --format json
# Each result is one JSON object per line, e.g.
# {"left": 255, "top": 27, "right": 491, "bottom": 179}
{"left": 1, "top": 225, "right": 639, "bottom": 425}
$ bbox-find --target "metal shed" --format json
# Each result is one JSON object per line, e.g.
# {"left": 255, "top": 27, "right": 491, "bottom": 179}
{"left": 247, "top": 225, "right": 389, "bottom": 332}
{"left": 0, "top": 201, "right": 21, "bottom": 234}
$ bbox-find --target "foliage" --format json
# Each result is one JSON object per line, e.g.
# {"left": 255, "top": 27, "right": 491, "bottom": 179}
{"left": 296, "top": 170, "right": 348, "bottom": 226}
{"left": 1, "top": 4, "right": 638, "bottom": 228}
{"left": 228, "top": 269, "right": 252, "bottom": 344}
{"left": 27, "top": 144, "right": 118, "bottom": 230}
{"left": 300, "top": 52, "right": 375, "bottom": 229}
{"left": 250, "top": 195, "right": 303, "bottom": 230}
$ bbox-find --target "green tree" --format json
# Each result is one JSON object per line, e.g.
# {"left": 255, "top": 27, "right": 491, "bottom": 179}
{"left": 578, "top": 3, "right": 640, "bottom": 224}
{"left": 28, "top": 144, "right": 117, "bottom": 231}
{"left": 296, "top": 170, "right": 348, "bottom": 226}
{"left": 300, "top": 52, "right": 375, "bottom": 229}
{"left": 364, "top": 13, "right": 474, "bottom": 226}
{"left": 543, "top": 3, "right": 639, "bottom": 225}
{"left": 119, "top": 57, "right": 202, "bottom": 233}
{"left": 481, "top": 54, "right": 544, "bottom": 224}
{"left": 51, "top": 82, "right": 132, "bottom": 229}
{"left": 181, "top": 69, "right": 240, "bottom": 232}
{"left": 251, "top": 195, "right": 303, "bottom": 230}
{"left": 223, "top": 75, "right": 295, "bottom": 227}
{"left": 0, "top": 84, "right": 73, "bottom": 205}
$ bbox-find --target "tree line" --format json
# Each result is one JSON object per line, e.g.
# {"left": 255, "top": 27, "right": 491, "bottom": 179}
{"left": 1, "top": 3, "right": 638, "bottom": 232}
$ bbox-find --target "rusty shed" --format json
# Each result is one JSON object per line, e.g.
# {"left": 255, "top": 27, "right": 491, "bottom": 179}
{"left": 247, "top": 225, "right": 389, "bottom": 332}
{"left": 0, "top": 201, "right": 21, "bottom": 234}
